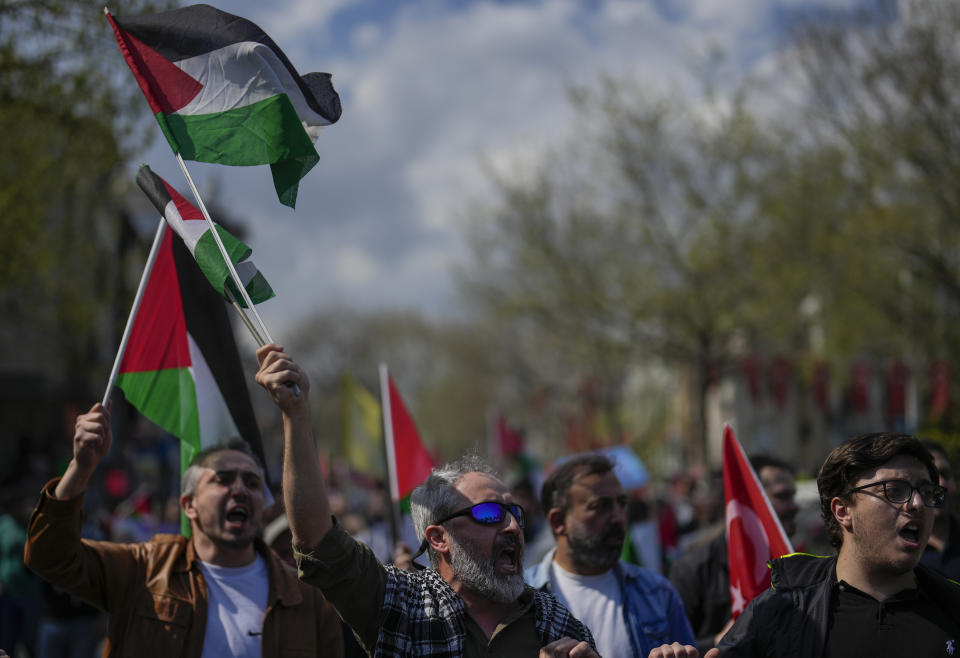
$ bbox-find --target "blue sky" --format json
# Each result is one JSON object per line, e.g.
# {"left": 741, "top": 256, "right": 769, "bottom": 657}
{"left": 124, "top": 0, "right": 865, "bottom": 340}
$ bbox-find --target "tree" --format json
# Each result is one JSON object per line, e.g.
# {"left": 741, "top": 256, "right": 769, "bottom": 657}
{"left": 460, "top": 77, "right": 791, "bottom": 464}
{"left": 787, "top": 0, "right": 960, "bottom": 430}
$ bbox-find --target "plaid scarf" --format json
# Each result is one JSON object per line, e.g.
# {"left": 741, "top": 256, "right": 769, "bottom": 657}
{"left": 375, "top": 566, "right": 595, "bottom": 657}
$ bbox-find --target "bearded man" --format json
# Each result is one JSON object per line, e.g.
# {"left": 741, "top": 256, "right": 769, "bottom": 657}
{"left": 525, "top": 454, "right": 695, "bottom": 658}
{"left": 255, "top": 344, "right": 597, "bottom": 657}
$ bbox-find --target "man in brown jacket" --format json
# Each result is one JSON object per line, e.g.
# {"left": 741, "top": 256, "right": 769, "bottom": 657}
{"left": 24, "top": 402, "right": 343, "bottom": 658}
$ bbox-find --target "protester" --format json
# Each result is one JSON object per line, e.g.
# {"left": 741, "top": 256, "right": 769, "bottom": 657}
{"left": 525, "top": 454, "right": 696, "bottom": 657}
{"left": 667, "top": 455, "right": 798, "bottom": 653}
{"left": 919, "top": 439, "right": 960, "bottom": 579}
{"left": 650, "top": 431, "right": 960, "bottom": 657}
{"left": 24, "top": 402, "right": 344, "bottom": 657}
{"left": 255, "top": 344, "right": 598, "bottom": 657}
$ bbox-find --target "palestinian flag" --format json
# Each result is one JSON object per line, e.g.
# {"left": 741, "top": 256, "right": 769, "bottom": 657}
{"left": 136, "top": 164, "right": 273, "bottom": 307}
{"left": 379, "top": 365, "right": 435, "bottom": 503}
{"left": 115, "top": 223, "right": 267, "bottom": 487}
{"left": 107, "top": 4, "right": 342, "bottom": 208}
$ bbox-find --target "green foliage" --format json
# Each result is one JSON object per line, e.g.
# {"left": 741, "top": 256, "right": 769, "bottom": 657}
{"left": 458, "top": 0, "right": 960, "bottom": 464}
{"left": 0, "top": 0, "right": 174, "bottom": 392}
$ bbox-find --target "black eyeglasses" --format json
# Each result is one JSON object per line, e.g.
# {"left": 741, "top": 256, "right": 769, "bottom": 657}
{"left": 434, "top": 501, "right": 525, "bottom": 529}
{"left": 845, "top": 479, "right": 946, "bottom": 508}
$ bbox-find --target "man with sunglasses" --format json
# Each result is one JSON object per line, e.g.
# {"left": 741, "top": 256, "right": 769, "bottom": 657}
{"left": 255, "top": 344, "right": 597, "bottom": 657}
{"left": 651, "top": 432, "right": 960, "bottom": 658}
{"left": 526, "top": 454, "right": 695, "bottom": 657}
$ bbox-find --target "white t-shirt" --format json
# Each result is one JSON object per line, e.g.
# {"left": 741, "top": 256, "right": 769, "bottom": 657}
{"left": 198, "top": 555, "right": 269, "bottom": 658}
{"left": 549, "top": 561, "right": 631, "bottom": 658}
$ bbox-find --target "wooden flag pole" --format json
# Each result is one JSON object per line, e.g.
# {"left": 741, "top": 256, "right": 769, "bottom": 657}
{"left": 174, "top": 154, "right": 274, "bottom": 344}
{"left": 379, "top": 363, "right": 403, "bottom": 550}
{"left": 101, "top": 219, "right": 167, "bottom": 406}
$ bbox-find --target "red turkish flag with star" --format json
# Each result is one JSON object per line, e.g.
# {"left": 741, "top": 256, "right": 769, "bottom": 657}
{"left": 723, "top": 425, "right": 794, "bottom": 619}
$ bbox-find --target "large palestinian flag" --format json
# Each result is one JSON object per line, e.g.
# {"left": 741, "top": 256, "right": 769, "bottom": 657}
{"left": 115, "top": 223, "right": 267, "bottom": 484}
{"left": 106, "top": 4, "right": 342, "bottom": 208}
{"left": 137, "top": 164, "right": 273, "bottom": 308}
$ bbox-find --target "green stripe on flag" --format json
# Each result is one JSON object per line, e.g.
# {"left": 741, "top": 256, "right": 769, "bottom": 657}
{"left": 116, "top": 368, "right": 201, "bottom": 452}
{"left": 158, "top": 94, "right": 318, "bottom": 168}
{"left": 194, "top": 228, "right": 249, "bottom": 294}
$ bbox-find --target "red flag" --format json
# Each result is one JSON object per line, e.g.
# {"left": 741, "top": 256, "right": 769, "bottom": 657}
{"left": 496, "top": 415, "right": 525, "bottom": 457}
{"left": 380, "top": 366, "right": 435, "bottom": 502}
{"left": 722, "top": 425, "right": 793, "bottom": 619}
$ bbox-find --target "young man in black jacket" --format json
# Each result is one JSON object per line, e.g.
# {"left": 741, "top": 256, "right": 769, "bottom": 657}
{"left": 650, "top": 432, "right": 960, "bottom": 658}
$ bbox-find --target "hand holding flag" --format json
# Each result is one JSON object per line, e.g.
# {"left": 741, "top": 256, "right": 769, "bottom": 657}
{"left": 722, "top": 425, "right": 793, "bottom": 619}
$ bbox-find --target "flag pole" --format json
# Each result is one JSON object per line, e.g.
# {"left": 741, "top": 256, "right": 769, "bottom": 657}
{"left": 101, "top": 219, "right": 167, "bottom": 406}
{"left": 224, "top": 289, "right": 266, "bottom": 347}
{"left": 174, "top": 153, "right": 274, "bottom": 344}
{"left": 379, "top": 363, "right": 403, "bottom": 549}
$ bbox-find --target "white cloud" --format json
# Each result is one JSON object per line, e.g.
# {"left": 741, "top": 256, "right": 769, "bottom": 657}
{"left": 136, "top": 0, "right": 870, "bottom": 335}
{"left": 334, "top": 245, "right": 380, "bottom": 285}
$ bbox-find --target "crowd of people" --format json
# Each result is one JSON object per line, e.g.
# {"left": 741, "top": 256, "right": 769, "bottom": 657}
{"left": 1, "top": 343, "right": 959, "bottom": 656}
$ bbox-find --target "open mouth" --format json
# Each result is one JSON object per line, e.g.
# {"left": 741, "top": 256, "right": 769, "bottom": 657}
{"left": 898, "top": 522, "right": 921, "bottom": 546}
{"left": 495, "top": 544, "right": 521, "bottom": 574}
{"left": 226, "top": 505, "right": 249, "bottom": 528}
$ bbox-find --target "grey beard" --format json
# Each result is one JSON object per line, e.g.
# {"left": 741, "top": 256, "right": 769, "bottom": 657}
{"left": 448, "top": 534, "right": 526, "bottom": 604}
{"left": 567, "top": 524, "right": 623, "bottom": 572}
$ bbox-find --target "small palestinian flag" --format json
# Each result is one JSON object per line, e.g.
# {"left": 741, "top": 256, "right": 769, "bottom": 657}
{"left": 107, "top": 4, "right": 342, "bottom": 208}
{"left": 136, "top": 164, "right": 273, "bottom": 307}
{"left": 115, "top": 224, "right": 267, "bottom": 480}
{"left": 379, "top": 365, "right": 435, "bottom": 504}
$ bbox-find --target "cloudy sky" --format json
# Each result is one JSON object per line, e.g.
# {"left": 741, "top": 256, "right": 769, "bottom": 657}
{"left": 125, "top": 0, "right": 863, "bottom": 338}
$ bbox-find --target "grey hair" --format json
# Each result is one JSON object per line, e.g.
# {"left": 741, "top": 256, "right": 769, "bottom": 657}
{"left": 181, "top": 439, "right": 266, "bottom": 497}
{"left": 410, "top": 454, "right": 498, "bottom": 568}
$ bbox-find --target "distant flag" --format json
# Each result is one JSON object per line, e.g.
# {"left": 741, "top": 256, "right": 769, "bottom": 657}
{"left": 495, "top": 414, "right": 525, "bottom": 458}
{"left": 379, "top": 365, "right": 435, "bottom": 504}
{"left": 114, "top": 223, "right": 269, "bottom": 530}
{"left": 107, "top": 4, "right": 342, "bottom": 208}
{"left": 722, "top": 425, "right": 793, "bottom": 619}
{"left": 137, "top": 165, "right": 273, "bottom": 307}
{"left": 341, "top": 373, "right": 386, "bottom": 480}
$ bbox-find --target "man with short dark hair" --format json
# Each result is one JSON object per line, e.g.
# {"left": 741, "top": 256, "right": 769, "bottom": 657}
{"left": 255, "top": 344, "right": 597, "bottom": 657}
{"left": 24, "top": 403, "right": 344, "bottom": 657}
{"left": 920, "top": 439, "right": 960, "bottom": 579}
{"left": 651, "top": 432, "right": 960, "bottom": 658}
{"left": 667, "top": 455, "right": 798, "bottom": 654}
{"left": 525, "top": 454, "right": 695, "bottom": 657}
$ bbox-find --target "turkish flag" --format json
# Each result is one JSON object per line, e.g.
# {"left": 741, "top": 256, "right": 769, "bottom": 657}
{"left": 723, "top": 425, "right": 793, "bottom": 619}
{"left": 380, "top": 366, "right": 435, "bottom": 502}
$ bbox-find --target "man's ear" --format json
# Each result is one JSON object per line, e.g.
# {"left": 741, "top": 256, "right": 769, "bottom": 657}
{"left": 180, "top": 493, "right": 198, "bottom": 521}
{"left": 425, "top": 524, "right": 449, "bottom": 558}
{"left": 546, "top": 507, "right": 566, "bottom": 537}
{"left": 831, "top": 497, "right": 853, "bottom": 532}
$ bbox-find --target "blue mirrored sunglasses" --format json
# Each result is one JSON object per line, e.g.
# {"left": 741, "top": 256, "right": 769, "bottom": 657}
{"left": 435, "top": 501, "right": 525, "bottom": 529}
{"left": 410, "top": 502, "right": 525, "bottom": 566}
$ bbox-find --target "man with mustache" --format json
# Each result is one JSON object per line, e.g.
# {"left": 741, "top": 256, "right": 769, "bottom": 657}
{"left": 255, "top": 344, "right": 597, "bottom": 657}
{"left": 525, "top": 454, "right": 695, "bottom": 657}
{"left": 23, "top": 404, "right": 344, "bottom": 657}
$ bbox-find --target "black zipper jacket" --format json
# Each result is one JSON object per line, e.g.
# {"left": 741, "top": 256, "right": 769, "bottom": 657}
{"left": 715, "top": 553, "right": 960, "bottom": 657}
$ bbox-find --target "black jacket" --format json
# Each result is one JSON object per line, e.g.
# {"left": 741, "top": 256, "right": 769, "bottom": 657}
{"left": 668, "top": 529, "right": 730, "bottom": 653}
{"left": 716, "top": 553, "right": 960, "bottom": 657}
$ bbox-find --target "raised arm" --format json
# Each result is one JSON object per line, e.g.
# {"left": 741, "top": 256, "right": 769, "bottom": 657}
{"left": 54, "top": 402, "right": 112, "bottom": 500}
{"left": 255, "top": 344, "right": 332, "bottom": 549}
{"left": 25, "top": 402, "right": 139, "bottom": 612}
